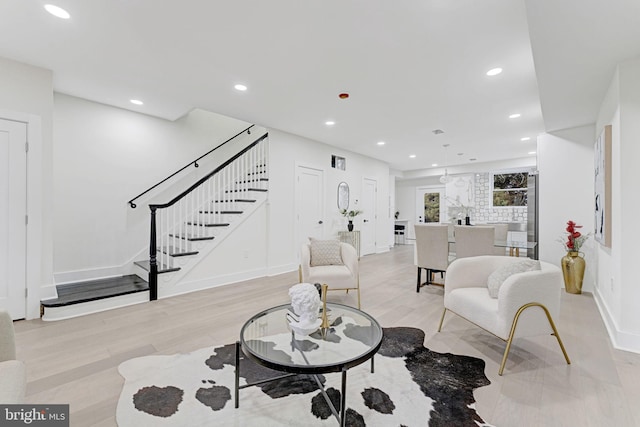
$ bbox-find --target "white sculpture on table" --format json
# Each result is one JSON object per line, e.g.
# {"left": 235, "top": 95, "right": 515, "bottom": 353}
{"left": 288, "top": 283, "right": 322, "bottom": 336}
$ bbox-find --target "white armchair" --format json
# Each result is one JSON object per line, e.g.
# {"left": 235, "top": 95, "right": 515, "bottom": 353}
{"left": 438, "top": 256, "right": 570, "bottom": 375}
{"left": 299, "top": 241, "right": 360, "bottom": 309}
{"left": 0, "top": 310, "right": 26, "bottom": 403}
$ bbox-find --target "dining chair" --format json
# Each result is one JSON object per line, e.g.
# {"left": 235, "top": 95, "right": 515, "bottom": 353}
{"left": 492, "top": 223, "right": 509, "bottom": 255}
{"left": 414, "top": 224, "right": 450, "bottom": 292}
{"left": 454, "top": 225, "right": 495, "bottom": 258}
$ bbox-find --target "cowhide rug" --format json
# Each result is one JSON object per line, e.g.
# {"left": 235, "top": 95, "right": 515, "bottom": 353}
{"left": 117, "top": 327, "right": 493, "bottom": 426}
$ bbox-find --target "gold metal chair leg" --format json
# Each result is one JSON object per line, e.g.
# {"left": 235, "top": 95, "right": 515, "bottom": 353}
{"left": 356, "top": 277, "right": 361, "bottom": 309}
{"left": 547, "top": 316, "right": 571, "bottom": 365}
{"left": 437, "top": 308, "right": 447, "bottom": 332}
{"left": 298, "top": 265, "right": 302, "bottom": 283}
{"left": 498, "top": 302, "right": 571, "bottom": 375}
{"left": 499, "top": 335, "right": 515, "bottom": 376}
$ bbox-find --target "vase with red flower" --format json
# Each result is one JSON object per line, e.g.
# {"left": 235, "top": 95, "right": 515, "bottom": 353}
{"left": 559, "top": 220, "right": 590, "bottom": 294}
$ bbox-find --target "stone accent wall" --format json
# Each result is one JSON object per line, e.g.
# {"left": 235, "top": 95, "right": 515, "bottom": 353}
{"left": 472, "top": 173, "right": 527, "bottom": 223}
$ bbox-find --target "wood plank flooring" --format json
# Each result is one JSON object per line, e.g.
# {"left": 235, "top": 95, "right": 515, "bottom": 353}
{"left": 13, "top": 245, "right": 640, "bottom": 426}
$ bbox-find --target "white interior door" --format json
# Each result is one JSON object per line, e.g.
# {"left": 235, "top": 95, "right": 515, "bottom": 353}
{"left": 361, "top": 178, "right": 377, "bottom": 255}
{"left": 296, "top": 165, "right": 324, "bottom": 255}
{"left": 0, "top": 118, "right": 27, "bottom": 319}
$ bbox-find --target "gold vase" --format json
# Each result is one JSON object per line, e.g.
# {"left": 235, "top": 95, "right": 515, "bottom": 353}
{"left": 561, "top": 251, "right": 585, "bottom": 294}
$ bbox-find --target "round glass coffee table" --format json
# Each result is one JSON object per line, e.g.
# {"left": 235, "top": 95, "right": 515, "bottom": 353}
{"left": 235, "top": 302, "right": 383, "bottom": 426}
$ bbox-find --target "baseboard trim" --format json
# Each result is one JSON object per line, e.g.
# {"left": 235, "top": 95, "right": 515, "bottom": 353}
{"left": 593, "top": 287, "right": 640, "bottom": 354}
{"left": 159, "top": 268, "right": 270, "bottom": 299}
{"left": 267, "top": 263, "right": 298, "bottom": 277}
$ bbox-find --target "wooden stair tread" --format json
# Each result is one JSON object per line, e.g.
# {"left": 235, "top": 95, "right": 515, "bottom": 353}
{"left": 236, "top": 178, "right": 269, "bottom": 183}
{"left": 225, "top": 188, "right": 268, "bottom": 193}
{"left": 186, "top": 222, "right": 230, "bottom": 227}
{"left": 134, "top": 260, "right": 181, "bottom": 274}
{"left": 160, "top": 246, "right": 199, "bottom": 257}
{"left": 199, "top": 210, "right": 243, "bottom": 214}
{"left": 41, "top": 275, "right": 149, "bottom": 307}
{"left": 169, "top": 233, "right": 215, "bottom": 241}
{"left": 214, "top": 199, "right": 256, "bottom": 203}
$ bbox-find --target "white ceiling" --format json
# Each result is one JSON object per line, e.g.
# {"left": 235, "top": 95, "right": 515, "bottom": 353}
{"left": 1, "top": 0, "right": 638, "bottom": 172}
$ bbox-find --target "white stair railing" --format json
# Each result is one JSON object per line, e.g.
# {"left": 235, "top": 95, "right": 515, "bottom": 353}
{"left": 147, "top": 133, "right": 268, "bottom": 300}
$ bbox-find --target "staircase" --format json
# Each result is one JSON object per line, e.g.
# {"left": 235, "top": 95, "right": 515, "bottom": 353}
{"left": 41, "top": 131, "right": 269, "bottom": 320}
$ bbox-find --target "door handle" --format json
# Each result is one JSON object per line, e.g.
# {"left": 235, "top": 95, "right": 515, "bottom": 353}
{"left": 318, "top": 220, "right": 323, "bottom": 224}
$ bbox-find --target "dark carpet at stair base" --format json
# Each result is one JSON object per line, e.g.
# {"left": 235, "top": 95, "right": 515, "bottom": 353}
{"left": 116, "top": 327, "right": 493, "bottom": 426}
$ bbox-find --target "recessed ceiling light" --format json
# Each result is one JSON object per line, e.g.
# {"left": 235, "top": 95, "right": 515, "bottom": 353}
{"left": 509, "top": 113, "right": 521, "bottom": 119}
{"left": 130, "top": 99, "right": 144, "bottom": 105}
{"left": 234, "top": 84, "right": 247, "bottom": 91}
{"left": 486, "top": 68, "right": 503, "bottom": 76}
{"left": 377, "top": 141, "right": 385, "bottom": 146}
{"left": 528, "top": 151, "right": 537, "bottom": 155}
{"left": 432, "top": 163, "right": 438, "bottom": 167}
{"left": 521, "top": 137, "right": 531, "bottom": 141}
{"left": 409, "top": 154, "right": 416, "bottom": 159}
{"left": 325, "top": 121, "right": 335, "bottom": 126}
{"left": 44, "top": 4, "right": 70, "bottom": 19}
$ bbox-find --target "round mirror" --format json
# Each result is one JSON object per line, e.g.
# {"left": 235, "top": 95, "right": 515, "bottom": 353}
{"left": 337, "top": 182, "right": 349, "bottom": 210}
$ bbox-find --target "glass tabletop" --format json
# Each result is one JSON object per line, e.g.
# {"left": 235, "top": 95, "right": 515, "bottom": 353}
{"left": 493, "top": 240, "right": 537, "bottom": 249}
{"left": 240, "top": 303, "right": 383, "bottom": 374}
{"left": 446, "top": 238, "right": 537, "bottom": 249}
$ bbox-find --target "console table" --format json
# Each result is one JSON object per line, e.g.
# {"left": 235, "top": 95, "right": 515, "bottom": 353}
{"left": 338, "top": 230, "right": 360, "bottom": 258}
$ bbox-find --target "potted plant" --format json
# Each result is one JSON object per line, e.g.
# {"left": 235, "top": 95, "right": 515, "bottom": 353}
{"left": 340, "top": 209, "right": 362, "bottom": 231}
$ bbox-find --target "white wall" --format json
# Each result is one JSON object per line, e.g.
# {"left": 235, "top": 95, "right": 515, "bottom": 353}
{"left": 52, "top": 94, "right": 252, "bottom": 282}
{"left": 0, "top": 56, "right": 54, "bottom": 318}
{"left": 617, "top": 60, "right": 640, "bottom": 337}
{"left": 537, "top": 125, "right": 595, "bottom": 291}
{"left": 52, "top": 96, "right": 390, "bottom": 297}
{"left": 395, "top": 158, "right": 536, "bottom": 240}
{"left": 594, "top": 59, "right": 640, "bottom": 352}
{"left": 179, "top": 203, "right": 270, "bottom": 292}
{"left": 267, "top": 129, "right": 391, "bottom": 271}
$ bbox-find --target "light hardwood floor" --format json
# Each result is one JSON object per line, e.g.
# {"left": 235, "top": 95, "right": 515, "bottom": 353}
{"left": 14, "top": 245, "right": 640, "bottom": 426}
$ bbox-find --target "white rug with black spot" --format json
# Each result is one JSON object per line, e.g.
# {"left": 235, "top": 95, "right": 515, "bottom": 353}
{"left": 117, "top": 327, "right": 493, "bottom": 426}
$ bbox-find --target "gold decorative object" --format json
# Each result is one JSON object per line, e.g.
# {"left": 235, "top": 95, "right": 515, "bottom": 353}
{"left": 320, "top": 284, "right": 331, "bottom": 338}
{"left": 561, "top": 251, "right": 586, "bottom": 294}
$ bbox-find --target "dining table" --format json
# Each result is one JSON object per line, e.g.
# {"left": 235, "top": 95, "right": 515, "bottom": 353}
{"left": 447, "top": 238, "right": 537, "bottom": 257}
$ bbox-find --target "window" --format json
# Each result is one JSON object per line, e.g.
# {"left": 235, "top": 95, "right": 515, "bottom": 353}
{"left": 492, "top": 172, "right": 528, "bottom": 207}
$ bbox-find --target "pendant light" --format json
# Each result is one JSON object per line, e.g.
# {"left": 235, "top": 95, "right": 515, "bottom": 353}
{"left": 439, "top": 144, "right": 452, "bottom": 184}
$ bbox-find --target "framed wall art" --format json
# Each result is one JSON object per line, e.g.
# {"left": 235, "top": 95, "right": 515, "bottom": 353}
{"left": 594, "top": 124, "right": 612, "bottom": 247}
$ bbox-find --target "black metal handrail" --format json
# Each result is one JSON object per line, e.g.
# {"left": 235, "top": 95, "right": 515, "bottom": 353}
{"left": 147, "top": 132, "right": 268, "bottom": 300}
{"left": 149, "top": 132, "right": 268, "bottom": 210}
{"left": 128, "top": 124, "right": 255, "bottom": 208}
